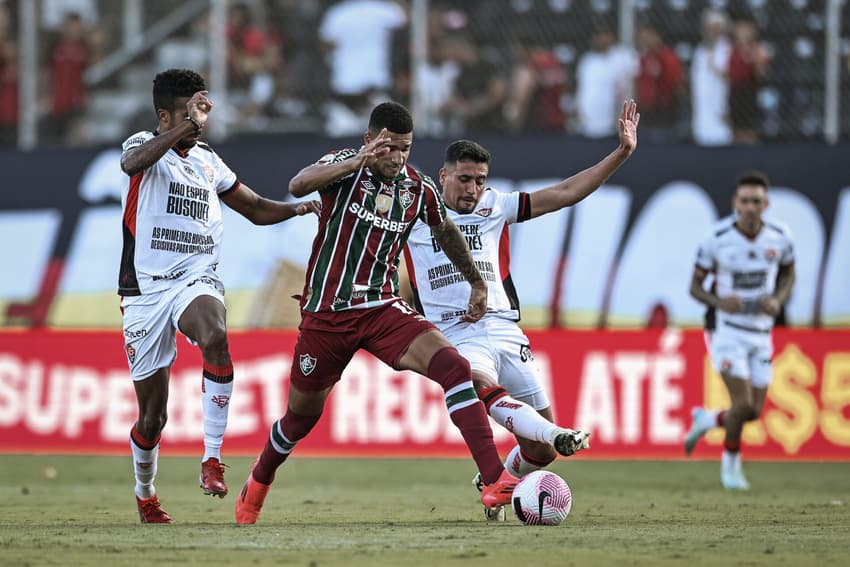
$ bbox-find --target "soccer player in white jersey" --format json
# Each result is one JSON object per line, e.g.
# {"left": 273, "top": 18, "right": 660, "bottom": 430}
{"left": 685, "top": 170, "right": 795, "bottom": 490}
{"left": 404, "top": 100, "right": 639, "bottom": 518}
{"left": 119, "top": 69, "right": 319, "bottom": 523}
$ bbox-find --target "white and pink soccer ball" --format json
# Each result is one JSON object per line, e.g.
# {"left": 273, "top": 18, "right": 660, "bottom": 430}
{"left": 511, "top": 470, "right": 572, "bottom": 526}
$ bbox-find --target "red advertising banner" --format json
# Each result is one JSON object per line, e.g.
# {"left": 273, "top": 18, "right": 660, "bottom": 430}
{"left": 1, "top": 329, "right": 848, "bottom": 460}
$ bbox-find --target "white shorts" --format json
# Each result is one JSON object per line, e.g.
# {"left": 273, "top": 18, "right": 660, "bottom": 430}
{"left": 121, "top": 271, "right": 225, "bottom": 380}
{"left": 443, "top": 317, "right": 549, "bottom": 410}
{"left": 709, "top": 324, "right": 773, "bottom": 388}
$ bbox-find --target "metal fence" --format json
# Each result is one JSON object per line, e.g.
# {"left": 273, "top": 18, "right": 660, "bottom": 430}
{"left": 2, "top": 0, "right": 848, "bottom": 148}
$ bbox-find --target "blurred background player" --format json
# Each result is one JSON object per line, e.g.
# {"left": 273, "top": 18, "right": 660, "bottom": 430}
{"left": 685, "top": 170, "right": 795, "bottom": 489}
{"left": 119, "top": 68, "right": 319, "bottom": 523}
{"left": 235, "top": 101, "right": 518, "bottom": 524}
{"left": 403, "top": 99, "right": 639, "bottom": 519}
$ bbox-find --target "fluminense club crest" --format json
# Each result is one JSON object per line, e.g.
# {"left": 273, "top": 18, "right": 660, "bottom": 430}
{"left": 398, "top": 187, "right": 414, "bottom": 209}
{"left": 299, "top": 353, "right": 317, "bottom": 376}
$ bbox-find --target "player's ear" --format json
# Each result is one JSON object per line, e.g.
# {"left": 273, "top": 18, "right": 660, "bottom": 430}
{"left": 439, "top": 167, "right": 447, "bottom": 186}
{"left": 157, "top": 108, "right": 170, "bottom": 127}
{"left": 364, "top": 131, "right": 373, "bottom": 145}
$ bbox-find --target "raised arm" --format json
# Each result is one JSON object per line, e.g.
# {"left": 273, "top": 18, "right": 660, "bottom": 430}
{"left": 121, "top": 91, "right": 211, "bottom": 176}
{"left": 288, "top": 129, "right": 392, "bottom": 197}
{"left": 529, "top": 99, "right": 640, "bottom": 219}
{"left": 431, "top": 218, "right": 487, "bottom": 323}
{"left": 220, "top": 183, "right": 321, "bottom": 225}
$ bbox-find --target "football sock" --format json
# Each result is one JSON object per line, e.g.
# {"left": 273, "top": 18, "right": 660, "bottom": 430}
{"left": 504, "top": 444, "right": 550, "bottom": 477}
{"left": 715, "top": 410, "right": 726, "bottom": 427}
{"left": 722, "top": 440, "right": 741, "bottom": 471}
{"left": 252, "top": 410, "right": 321, "bottom": 485}
{"left": 479, "top": 385, "right": 557, "bottom": 444}
{"left": 130, "top": 425, "right": 160, "bottom": 499}
{"left": 429, "top": 347, "right": 504, "bottom": 485}
{"left": 201, "top": 362, "right": 233, "bottom": 462}
{"left": 445, "top": 383, "right": 504, "bottom": 485}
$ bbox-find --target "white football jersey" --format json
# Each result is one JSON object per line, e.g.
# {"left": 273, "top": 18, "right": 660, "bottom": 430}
{"left": 695, "top": 216, "right": 794, "bottom": 333}
{"left": 118, "top": 131, "right": 238, "bottom": 295}
{"left": 404, "top": 188, "right": 532, "bottom": 331}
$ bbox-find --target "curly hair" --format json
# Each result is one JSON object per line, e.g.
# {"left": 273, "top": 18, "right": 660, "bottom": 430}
{"left": 368, "top": 101, "right": 413, "bottom": 134}
{"left": 152, "top": 69, "right": 206, "bottom": 113}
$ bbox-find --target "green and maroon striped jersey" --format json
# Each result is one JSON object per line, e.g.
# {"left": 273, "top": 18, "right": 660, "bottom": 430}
{"left": 300, "top": 148, "right": 446, "bottom": 312}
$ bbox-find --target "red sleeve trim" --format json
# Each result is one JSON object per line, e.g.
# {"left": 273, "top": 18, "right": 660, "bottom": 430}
{"left": 220, "top": 180, "right": 241, "bottom": 196}
{"left": 517, "top": 192, "right": 532, "bottom": 222}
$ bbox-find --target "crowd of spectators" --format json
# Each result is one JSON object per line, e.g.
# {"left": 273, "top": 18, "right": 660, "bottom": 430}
{"left": 0, "top": 0, "right": 843, "bottom": 147}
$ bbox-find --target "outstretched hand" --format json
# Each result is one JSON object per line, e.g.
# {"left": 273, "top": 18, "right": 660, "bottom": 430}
{"left": 618, "top": 99, "right": 640, "bottom": 154}
{"left": 187, "top": 90, "right": 212, "bottom": 129}
{"left": 295, "top": 200, "right": 322, "bottom": 216}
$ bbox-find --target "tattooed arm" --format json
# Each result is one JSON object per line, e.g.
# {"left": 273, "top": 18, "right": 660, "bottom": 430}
{"left": 431, "top": 217, "right": 487, "bottom": 323}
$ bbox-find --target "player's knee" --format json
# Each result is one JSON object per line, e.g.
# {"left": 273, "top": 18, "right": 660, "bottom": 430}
{"left": 198, "top": 325, "right": 229, "bottom": 357}
{"left": 427, "top": 346, "right": 471, "bottom": 390}
{"left": 139, "top": 411, "right": 167, "bottom": 438}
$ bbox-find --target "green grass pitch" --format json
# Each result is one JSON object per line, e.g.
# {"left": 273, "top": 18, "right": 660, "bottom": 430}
{"left": 1, "top": 455, "right": 848, "bottom": 566}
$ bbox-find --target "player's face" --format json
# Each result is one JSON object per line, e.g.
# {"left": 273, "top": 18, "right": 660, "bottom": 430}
{"left": 366, "top": 130, "right": 413, "bottom": 181}
{"left": 157, "top": 96, "right": 200, "bottom": 149}
{"left": 440, "top": 160, "right": 489, "bottom": 214}
{"left": 733, "top": 184, "right": 768, "bottom": 226}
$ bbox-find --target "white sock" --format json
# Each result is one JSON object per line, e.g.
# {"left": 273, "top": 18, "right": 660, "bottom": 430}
{"left": 721, "top": 449, "right": 741, "bottom": 472}
{"left": 202, "top": 377, "right": 232, "bottom": 462}
{"left": 131, "top": 440, "right": 159, "bottom": 499}
{"left": 504, "top": 444, "right": 542, "bottom": 477}
{"left": 487, "top": 394, "right": 557, "bottom": 444}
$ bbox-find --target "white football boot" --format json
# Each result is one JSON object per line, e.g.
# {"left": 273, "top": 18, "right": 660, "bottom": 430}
{"left": 684, "top": 407, "right": 714, "bottom": 455}
{"left": 720, "top": 452, "right": 750, "bottom": 490}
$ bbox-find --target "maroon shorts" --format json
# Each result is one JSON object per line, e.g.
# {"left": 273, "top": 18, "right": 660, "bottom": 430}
{"left": 289, "top": 300, "right": 437, "bottom": 391}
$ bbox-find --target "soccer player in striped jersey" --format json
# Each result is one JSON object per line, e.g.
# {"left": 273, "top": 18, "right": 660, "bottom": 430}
{"left": 120, "top": 69, "right": 320, "bottom": 523}
{"left": 236, "top": 101, "right": 518, "bottom": 524}
{"left": 404, "top": 100, "right": 639, "bottom": 520}
{"left": 685, "top": 170, "right": 795, "bottom": 489}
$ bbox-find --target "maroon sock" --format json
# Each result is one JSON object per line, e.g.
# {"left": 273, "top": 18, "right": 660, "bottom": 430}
{"left": 429, "top": 347, "right": 504, "bottom": 485}
{"left": 252, "top": 410, "right": 321, "bottom": 485}
{"left": 449, "top": 403, "right": 504, "bottom": 486}
{"left": 716, "top": 410, "right": 726, "bottom": 427}
{"left": 723, "top": 439, "right": 741, "bottom": 453}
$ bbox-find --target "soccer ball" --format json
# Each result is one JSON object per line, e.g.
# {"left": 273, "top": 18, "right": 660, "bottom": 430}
{"left": 511, "top": 470, "right": 572, "bottom": 526}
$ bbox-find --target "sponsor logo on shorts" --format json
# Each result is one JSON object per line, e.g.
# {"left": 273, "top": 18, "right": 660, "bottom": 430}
{"left": 124, "top": 328, "right": 148, "bottom": 339}
{"left": 505, "top": 416, "right": 514, "bottom": 432}
{"left": 152, "top": 269, "right": 187, "bottom": 281}
{"left": 211, "top": 394, "right": 230, "bottom": 408}
{"left": 494, "top": 400, "right": 522, "bottom": 410}
{"left": 125, "top": 343, "right": 136, "bottom": 364}
{"left": 299, "top": 353, "right": 317, "bottom": 376}
{"left": 520, "top": 344, "right": 533, "bottom": 362}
